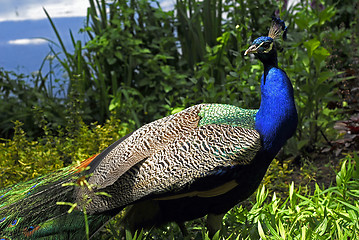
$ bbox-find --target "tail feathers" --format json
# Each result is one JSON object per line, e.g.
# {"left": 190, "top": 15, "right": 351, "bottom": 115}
{"left": 1, "top": 211, "right": 112, "bottom": 239}
{"left": 0, "top": 155, "right": 112, "bottom": 239}
{"left": 28, "top": 212, "right": 111, "bottom": 239}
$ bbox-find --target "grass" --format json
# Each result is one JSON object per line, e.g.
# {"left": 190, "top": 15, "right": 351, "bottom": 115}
{"left": 97, "top": 153, "right": 359, "bottom": 239}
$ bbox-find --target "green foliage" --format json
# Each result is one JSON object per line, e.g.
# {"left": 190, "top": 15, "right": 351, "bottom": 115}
{"left": 0, "top": 68, "right": 68, "bottom": 138}
{"left": 220, "top": 153, "right": 359, "bottom": 239}
{"left": 176, "top": 0, "right": 223, "bottom": 67}
{"left": 91, "top": 152, "right": 358, "bottom": 239}
{"left": 281, "top": 2, "right": 345, "bottom": 155}
{"left": 2, "top": 0, "right": 357, "bottom": 155}
{"left": 42, "top": 0, "right": 277, "bottom": 129}
{"left": 261, "top": 159, "right": 294, "bottom": 198}
{"left": 39, "top": 0, "right": 356, "bottom": 154}
{"left": 0, "top": 117, "right": 132, "bottom": 188}
{"left": 45, "top": 0, "right": 189, "bottom": 127}
{"left": 231, "top": 152, "right": 358, "bottom": 239}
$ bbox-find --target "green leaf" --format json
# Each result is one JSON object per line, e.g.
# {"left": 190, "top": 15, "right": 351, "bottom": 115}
{"left": 301, "top": 55, "right": 310, "bottom": 73}
{"left": 317, "top": 71, "right": 336, "bottom": 84}
{"left": 258, "top": 221, "right": 267, "bottom": 240}
{"left": 337, "top": 199, "right": 359, "bottom": 212}
{"left": 314, "top": 46, "right": 330, "bottom": 57}
{"left": 303, "top": 39, "right": 320, "bottom": 57}
{"left": 277, "top": 218, "right": 286, "bottom": 239}
{"left": 212, "top": 230, "right": 221, "bottom": 240}
{"left": 171, "top": 107, "right": 185, "bottom": 115}
{"left": 164, "top": 84, "right": 173, "bottom": 93}
{"left": 265, "top": 219, "right": 282, "bottom": 239}
{"left": 313, "top": 47, "right": 331, "bottom": 67}
{"left": 107, "top": 57, "right": 117, "bottom": 65}
{"left": 160, "top": 65, "right": 171, "bottom": 76}
{"left": 301, "top": 225, "right": 307, "bottom": 240}
{"left": 318, "top": 6, "right": 337, "bottom": 26}
{"left": 315, "top": 217, "right": 328, "bottom": 236}
{"left": 289, "top": 181, "right": 296, "bottom": 207}
{"left": 297, "top": 139, "right": 309, "bottom": 150}
{"left": 256, "top": 185, "right": 267, "bottom": 205}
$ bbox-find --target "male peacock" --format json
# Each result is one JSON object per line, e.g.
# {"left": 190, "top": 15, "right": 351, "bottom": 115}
{"left": 0, "top": 17, "right": 297, "bottom": 239}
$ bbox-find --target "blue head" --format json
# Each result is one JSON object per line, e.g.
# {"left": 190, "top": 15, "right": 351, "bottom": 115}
{"left": 244, "top": 36, "right": 276, "bottom": 65}
{"left": 245, "top": 36, "right": 277, "bottom": 67}
{"left": 244, "top": 17, "right": 287, "bottom": 67}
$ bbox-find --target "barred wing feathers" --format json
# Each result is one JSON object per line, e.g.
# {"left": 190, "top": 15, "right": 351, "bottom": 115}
{"left": 88, "top": 104, "right": 203, "bottom": 189}
{"left": 83, "top": 104, "right": 261, "bottom": 213}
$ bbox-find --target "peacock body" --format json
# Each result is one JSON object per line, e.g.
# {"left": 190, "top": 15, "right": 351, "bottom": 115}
{"left": 0, "top": 17, "right": 297, "bottom": 239}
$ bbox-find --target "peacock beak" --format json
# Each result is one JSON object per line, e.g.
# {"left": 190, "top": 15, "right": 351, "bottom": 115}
{"left": 244, "top": 45, "right": 258, "bottom": 55}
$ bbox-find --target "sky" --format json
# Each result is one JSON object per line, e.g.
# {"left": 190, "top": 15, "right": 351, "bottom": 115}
{"left": 0, "top": 0, "right": 91, "bottom": 73}
{"left": 0, "top": 0, "right": 90, "bottom": 22}
{"left": 0, "top": 0, "right": 174, "bottom": 74}
{"left": 0, "top": 0, "right": 295, "bottom": 74}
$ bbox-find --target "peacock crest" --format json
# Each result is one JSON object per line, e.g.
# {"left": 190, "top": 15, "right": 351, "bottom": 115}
{"left": 268, "top": 16, "right": 288, "bottom": 40}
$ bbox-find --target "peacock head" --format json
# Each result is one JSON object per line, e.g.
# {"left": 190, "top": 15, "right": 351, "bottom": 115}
{"left": 244, "top": 17, "right": 287, "bottom": 64}
{"left": 244, "top": 36, "right": 275, "bottom": 56}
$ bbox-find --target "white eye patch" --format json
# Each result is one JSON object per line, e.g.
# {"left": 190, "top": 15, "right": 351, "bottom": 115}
{"left": 264, "top": 42, "right": 273, "bottom": 53}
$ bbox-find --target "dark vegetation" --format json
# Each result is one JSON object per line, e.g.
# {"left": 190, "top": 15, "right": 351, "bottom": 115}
{"left": 0, "top": 0, "right": 358, "bottom": 239}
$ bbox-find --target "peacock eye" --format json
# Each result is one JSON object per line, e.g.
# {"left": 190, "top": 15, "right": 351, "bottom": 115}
{"left": 260, "top": 41, "right": 273, "bottom": 53}
{"left": 261, "top": 42, "right": 270, "bottom": 48}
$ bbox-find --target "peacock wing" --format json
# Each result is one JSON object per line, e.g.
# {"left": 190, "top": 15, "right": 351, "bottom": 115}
{"left": 85, "top": 121, "right": 261, "bottom": 213}
{"left": 88, "top": 104, "right": 204, "bottom": 189}
{"left": 88, "top": 104, "right": 258, "bottom": 190}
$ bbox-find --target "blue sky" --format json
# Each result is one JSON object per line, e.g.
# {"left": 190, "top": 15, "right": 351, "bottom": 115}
{"left": 0, "top": 0, "right": 91, "bottom": 73}
{"left": 0, "top": 0, "right": 174, "bottom": 74}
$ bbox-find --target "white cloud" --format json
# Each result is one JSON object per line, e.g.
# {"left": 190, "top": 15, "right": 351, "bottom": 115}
{"left": 0, "top": 0, "right": 90, "bottom": 22}
{"left": 8, "top": 38, "right": 47, "bottom": 45}
{"left": 160, "top": 0, "right": 175, "bottom": 11}
{"left": 0, "top": 0, "right": 175, "bottom": 22}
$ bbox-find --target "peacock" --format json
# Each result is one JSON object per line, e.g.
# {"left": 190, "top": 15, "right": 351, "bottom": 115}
{"left": 0, "top": 17, "right": 297, "bottom": 239}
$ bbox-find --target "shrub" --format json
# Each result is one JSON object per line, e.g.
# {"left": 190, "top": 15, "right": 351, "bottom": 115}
{"left": 0, "top": 118, "right": 132, "bottom": 188}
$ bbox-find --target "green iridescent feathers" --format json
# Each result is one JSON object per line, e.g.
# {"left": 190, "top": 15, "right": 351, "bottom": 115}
{"left": 0, "top": 165, "right": 74, "bottom": 239}
{"left": 0, "top": 163, "right": 111, "bottom": 239}
{"left": 198, "top": 104, "right": 257, "bottom": 129}
{"left": 0, "top": 165, "right": 73, "bottom": 209}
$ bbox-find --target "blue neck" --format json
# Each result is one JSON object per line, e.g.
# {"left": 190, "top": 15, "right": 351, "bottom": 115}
{"left": 255, "top": 61, "right": 298, "bottom": 158}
